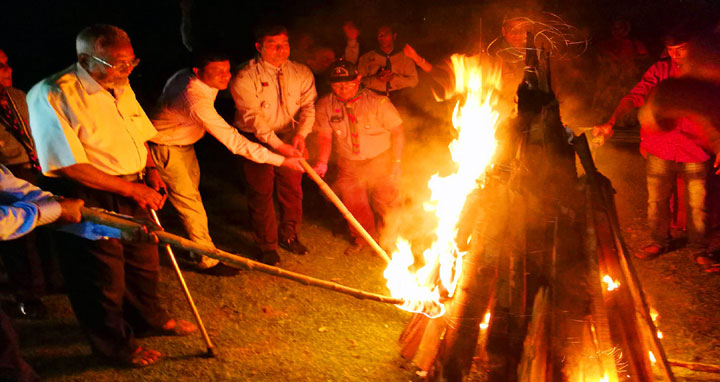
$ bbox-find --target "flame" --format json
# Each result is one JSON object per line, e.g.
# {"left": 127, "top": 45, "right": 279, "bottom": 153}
{"left": 649, "top": 307, "right": 663, "bottom": 339}
{"left": 480, "top": 312, "right": 492, "bottom": 330}
{"left": 602, "top": 275, "right": 620, "bottom": 291}
{"left": 599, "top": 374, "right": 609, "bottom": 382}
{"left": 384, "top": 54, "right": 501, "bottom": 317}
{"left": 649, "top": 351, "right": 656, "bottom": 363}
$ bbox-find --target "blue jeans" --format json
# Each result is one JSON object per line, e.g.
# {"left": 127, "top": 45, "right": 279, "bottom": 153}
{"left": 646, "top": 154, "right": 709, "bottom": 248}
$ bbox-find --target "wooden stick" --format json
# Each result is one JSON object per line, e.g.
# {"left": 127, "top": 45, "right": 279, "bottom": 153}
{"left": 669, "top": 360, "right": 720, "bottom": 374}
{"left": 299, "top": 159, "right": 391, "bottom": 263}
{"left": 80, "top": 207, "right": 403, "bottom": 306}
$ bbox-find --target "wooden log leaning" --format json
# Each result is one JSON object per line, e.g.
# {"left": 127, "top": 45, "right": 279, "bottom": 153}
{"left": 80, "top": 207, "right": 403, "bottom": 306}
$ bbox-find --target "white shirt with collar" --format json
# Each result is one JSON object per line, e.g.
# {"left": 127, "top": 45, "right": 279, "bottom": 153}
{"left": 26, "top": 63, "right": 157, "bottom": 176}
{"left": 150, "top": 69, "right": 284, "bottom": 166}
{"left": 230, "top": 58, "right": 316, "bottom": 149}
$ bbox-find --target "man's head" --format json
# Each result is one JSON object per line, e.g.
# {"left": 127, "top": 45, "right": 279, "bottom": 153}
{"left": 502, "top": 18, "right": 531, "bottom": 49}
{"left": 76, "top": 24, "right": 138, "bottom": 90}
{"left": 663, "top": 22, "right": 700, "bottom": 69}
{"left": 0, "top": 49, "right": 12, "bottom": 88}
{"left": 328, "top": 59, "right": 361, "bottom": 100}
{"left": 254, "top": 25, "right": 290, "bottom": 67}
{"left": 377, "top": 25, "right": 396, "bottom": 53}
{"left": 192, "top": 50, "right": 231, "bottom": 90}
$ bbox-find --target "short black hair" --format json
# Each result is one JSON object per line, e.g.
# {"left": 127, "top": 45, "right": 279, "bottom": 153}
{"left": 192, "top": 49, "right": 230, "bottom": 70}
{"left": 253, "top": 24, "right": 288, "bottom": 44}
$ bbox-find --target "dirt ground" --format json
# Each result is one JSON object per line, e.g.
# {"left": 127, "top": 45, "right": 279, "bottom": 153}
{"left": 4, "top": 132, "right": 720, "bottom": 381}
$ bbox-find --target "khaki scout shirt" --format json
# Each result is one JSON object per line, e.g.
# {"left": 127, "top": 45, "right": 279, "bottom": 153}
{"left": 314, "top": 89, "right": 402, "bottom": 161}
{"left": 27, "top": 64, "right": 157, "bottom": 176}
{"left": 358, "top": 50, "right": 418, "bottom": 93}
{"left": 230, "top": 58, "right": 317, "bottom": 149}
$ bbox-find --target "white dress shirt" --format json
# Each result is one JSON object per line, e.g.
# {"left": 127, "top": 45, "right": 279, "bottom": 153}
{"left": 150, "top": 69, "right": 284, "bottom": 166}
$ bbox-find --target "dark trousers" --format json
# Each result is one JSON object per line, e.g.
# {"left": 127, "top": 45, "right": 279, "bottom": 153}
{"left": 40, "top": 177, "right": 169, "bottom": 359}
{"left": 0, "top": 310, "right": 38, "bottom": 382}
{"left": 334, "top": 150, "right": 399, "bottom": 244}
{"left": 243, "top": 160, "right": 303, "bottom": 251}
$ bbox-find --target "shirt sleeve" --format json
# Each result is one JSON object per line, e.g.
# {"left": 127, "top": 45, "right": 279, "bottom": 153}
{"left": 294, "top": 66, "right": 317, "bottom": 138}
{"left": 27, "top": 83, "right": 90, "bottom": 174}
{"left": 621, "top": 61, "right": 666, "bottom": 108}
{"left": 230, "top": 69, "right": 285, "bottom": 149}
{"left": 313, "top": 97, "right": 332, "bottom": 134}
{"left": 0, "top": 165, "right": 61, "bottom": 240}
{"left": 188, "top": 93, "right": 284, "bottom": 166}
{"left": 378, "top": 96, "right": 403, "bottom": 130}
{"left": 390, "top": 55, "right": 419, "bottom": 90}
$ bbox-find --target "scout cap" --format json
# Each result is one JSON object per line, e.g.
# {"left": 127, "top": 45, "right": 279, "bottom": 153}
{"left": 328, "top": 59, "right": 359, "bottom": 83}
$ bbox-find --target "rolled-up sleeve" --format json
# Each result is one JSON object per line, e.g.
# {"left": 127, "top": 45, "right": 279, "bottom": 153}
{"left": 295, "top": 66, "right": 317, "bottom": 137}
{"left": 0, "top": 165, "right": 61, "bottom": 240}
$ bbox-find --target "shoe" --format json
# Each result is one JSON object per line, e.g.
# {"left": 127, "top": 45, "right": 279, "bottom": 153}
{"left": 196, "top": 256, "right": 219, "bottom": 270}
{"left": 198, "top": 263, "right": 240, "bottom": 277}
{"left": 3, "top": 298, "right": 49, "bottom": 320}
{"left": 279, "top": 235, "right": 308, "bottom": 255}
{"left": 258, "top": 250, "right": 281, "bottom": 266}
{"left": 344, "top": 242, "right": 368, "bottom": 255}
{"left": 635, "top": 243, "right": 666, "bottom": 260}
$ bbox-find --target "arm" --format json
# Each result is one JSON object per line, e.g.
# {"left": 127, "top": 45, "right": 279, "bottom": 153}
{"left": 0, "top": 165, "right": 62, "bottom": 240}
{"left": 343, "top": 22, "right": 360, "bottom": 64}
{"left": 291, "top": 66, "right": 318, "bottom": 153}
{"left": 403, "top": 44, "right": 432, "bottom": 73}
{"left": 190, "top": 96, "right": 285, "bottom": 166}
{"left": 390, "top": 55, "right": 419, "bottom": 90}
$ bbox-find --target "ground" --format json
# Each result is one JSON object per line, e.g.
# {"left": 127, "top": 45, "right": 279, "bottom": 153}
{"left": 4, "top": 131, "right": 720, "bottom": 381}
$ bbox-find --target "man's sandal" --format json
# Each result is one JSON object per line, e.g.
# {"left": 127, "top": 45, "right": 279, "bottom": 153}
{"left": 160, "top": 319, "right": 197, "bottom": 336}
{"left": 124, "top": 346, "right": 162, "bottom": 368}
{"left": 635, "top": 243, "right": 667, "bottom": 260}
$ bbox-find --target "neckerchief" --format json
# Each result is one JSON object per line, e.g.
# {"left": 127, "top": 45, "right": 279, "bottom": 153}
{"left": 335, "top": 89, "right": 364, "bottom": 155}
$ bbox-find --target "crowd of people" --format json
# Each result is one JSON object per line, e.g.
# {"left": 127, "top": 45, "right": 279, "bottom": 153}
{"left": 1, "top": 8, "right": 720, "bottom": 381}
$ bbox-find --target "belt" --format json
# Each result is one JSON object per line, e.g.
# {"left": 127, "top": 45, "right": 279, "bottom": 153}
{"left": 117, "top": 172, "right": 143, "bottom": 182}
{"left": 148, "top": 141, "right": 193, "bottom": 148}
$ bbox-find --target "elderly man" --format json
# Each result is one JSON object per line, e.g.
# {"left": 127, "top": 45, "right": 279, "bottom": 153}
{"left": 313, "top": 60, "right": 404, "bottom": 254}
{"left": 27, "top": 24, "right": 195, "bottom": 368}
{"left": 1, "top": 164, "right": 83, "bottom": 382}
{"left": 231, "top": 24, "right": 316, "bottom": 265}
{"left": 594, "top": 25, "right": 712, "bottom": 264}
{"left": 354, "top": 25, "right": 418, "bottom": 100}
{"left": 150, "top": 50, "right": 303, "bottom": 275}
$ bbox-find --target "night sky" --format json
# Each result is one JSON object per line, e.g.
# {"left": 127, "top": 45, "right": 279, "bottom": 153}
{"left": 2, "top": 0, "right": 718, "bottom": 107}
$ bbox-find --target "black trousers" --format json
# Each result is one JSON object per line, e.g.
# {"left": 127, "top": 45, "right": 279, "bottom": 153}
{"left": 40, "top": 176, "right": 169, "bottom": 359}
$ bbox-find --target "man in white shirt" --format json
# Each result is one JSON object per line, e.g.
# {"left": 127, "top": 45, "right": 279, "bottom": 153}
{"left": 27, "top": 24, "right": 195, "bottom": 368}
{"left": 149, "top": 50, "right": 302, "bottom": 274}
{"left": 230, "top": 24, "right": 316, "bottom": 265}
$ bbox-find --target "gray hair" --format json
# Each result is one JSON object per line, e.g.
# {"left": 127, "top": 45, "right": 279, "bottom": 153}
{"left": 76, "top": 24, "right": 131, "bottom": 55}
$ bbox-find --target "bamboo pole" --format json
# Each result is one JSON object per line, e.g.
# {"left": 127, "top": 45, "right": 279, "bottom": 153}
{"left": 668, "top": 360, "right": 720, "bottom": 374}
{"left": 299, "top": 159, "right": 391, "bottom": 263}
{"left": 80, "top": 207, "right": 403, "bottom": 306}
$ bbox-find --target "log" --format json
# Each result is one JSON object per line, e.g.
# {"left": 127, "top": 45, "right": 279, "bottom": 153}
{"left": 80, "top": 207, "right": 403, "bottom": 306}
{"left": 668, "top": 360, "right": 720, "bottom": 374}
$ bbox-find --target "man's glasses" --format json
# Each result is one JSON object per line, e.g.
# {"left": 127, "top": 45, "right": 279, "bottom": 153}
{"left": 91, "top": 55, "right": 140, "bottom": 72}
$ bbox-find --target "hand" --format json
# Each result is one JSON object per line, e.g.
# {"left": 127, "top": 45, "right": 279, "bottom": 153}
{"left": 57, "top": 198, "right": 84, "bottom": 224}
{"left": 281, "top": 157, "right": 305, "bottom": 172}
{"left": 715, "top": 153, "right": 720, "bottom": 175}
{"left": 592, "top": 122, "right": 614, "bottom": 146}
{"left": 403, "top": 44, "right": 419, "bottom": 60}
{"left": 343, "top": 21, "right": 359, "bottom": 41}
{"left": 145, "top": 168, "right": 168, "bottom": 206}
{"left": 291, "top": 134, "right": 307, "bottom": 157}
{"left": 128, "top": 182, "right": 165, "bottom": 211}
{"left": 275, "top": 143, "right": 303, "bottom": 158}
{"left": 313, "top": 162, "right": 328, "bottom": 178}
{"left": 378, "top": 68, "right": 394, "bottom": 83}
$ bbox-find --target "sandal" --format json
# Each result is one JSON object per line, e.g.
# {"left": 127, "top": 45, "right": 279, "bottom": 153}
{"left": 160, "top": 319, "right": 197, "bottom": 336}
{"left": 125, "top": 346, "right": 162, "bottom": 368}
{"left": 635, "top": 243, "right": 666, "bottom": 260}
{"left": 693, "top": 251, "right": 720, "bottom": 273}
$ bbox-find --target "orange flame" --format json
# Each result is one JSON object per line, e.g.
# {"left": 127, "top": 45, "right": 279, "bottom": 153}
{"left": 384, "top": 55, "right": 501, "bottom": 317}
{"left": 602, "top": 275, "right": 620, "bottom": 291}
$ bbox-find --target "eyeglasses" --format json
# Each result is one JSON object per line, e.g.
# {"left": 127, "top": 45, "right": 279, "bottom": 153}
{"left": 90, "top": 55, "right": 140, "bottom": 72}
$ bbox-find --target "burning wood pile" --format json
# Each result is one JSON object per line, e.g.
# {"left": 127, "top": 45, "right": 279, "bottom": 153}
{"left": 388, "top": 40, "right": 674, "bottom": 381}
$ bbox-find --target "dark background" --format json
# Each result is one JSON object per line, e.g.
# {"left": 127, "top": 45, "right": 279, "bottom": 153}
{"left": 1, "top": 0, "right": 718, "bottom": 108}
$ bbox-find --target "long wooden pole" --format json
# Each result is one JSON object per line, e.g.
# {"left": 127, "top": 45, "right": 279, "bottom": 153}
{"left": 148, "top": 209, "right": 216, "bottom": 357}
{"left": 299, "top": 159, "right": 391, "bottom": 263}
{"left": 80, "top": 207, "right": 403, "bottom": 306}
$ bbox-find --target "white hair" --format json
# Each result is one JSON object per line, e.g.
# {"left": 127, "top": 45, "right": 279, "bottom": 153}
{"left": 76, "top": 24, "right": 131, "bottom": 56}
